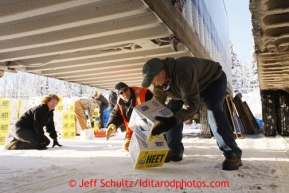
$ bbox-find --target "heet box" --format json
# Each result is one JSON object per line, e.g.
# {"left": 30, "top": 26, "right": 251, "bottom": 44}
{"left": 128, "top": 99, "right": 173, "bottom": 143}
{"left": 129, "top": 133, "right": 168, "bottom": 169}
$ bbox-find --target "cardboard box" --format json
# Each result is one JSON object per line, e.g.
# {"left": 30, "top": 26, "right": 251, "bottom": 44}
{"left": 128, "top": 99, "right": 173, "bottom": 143}
{"left": 61, "top": 128, "right": 70, "bottom": 139}
{"left": 0, "top": 133, "right": 7, "bottom": 146}
{"left": 55, "top": 104, "right": 64, "bottom": 112}
{"left": 61, "top": 121, "right": 76, "bottom": 130}
{"left": 0, "top": 122, "right": 10, "bottom": 133}
{"left": 80, "top": 128, "right": 94, "bottom": 140}
{"left": 0, "top": 98, "right": 19, "bottom": 110}
{"left": 0, "top": 110, "right": 18, "bottom": 121}
{"left": 62, "top": 112, "right": 75, "bottom": 121}
{"left": 129, "top": 133, "right": 168, "bottom": 169}
{"left": 68, "top": 129, "right": 76, "bottom": 138}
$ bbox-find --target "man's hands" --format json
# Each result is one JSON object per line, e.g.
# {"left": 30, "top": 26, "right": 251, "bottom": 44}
{"left": 52, "top": 138, "right": 62, "bottom": 148}
{"left": 151, "top": 116, "right": 178, "bottom": 136}
{"left": 106, "top": 124, "right": 116, "bottom": 140}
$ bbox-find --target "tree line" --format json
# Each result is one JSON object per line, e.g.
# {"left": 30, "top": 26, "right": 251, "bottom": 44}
{"left": 0, "top": 43, "right": 258, "bottom": 99}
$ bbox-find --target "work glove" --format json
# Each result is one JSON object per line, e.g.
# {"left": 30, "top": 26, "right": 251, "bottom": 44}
{"left": 122, "top": 138, "right": 131, "bottom": 151}
{"left": 91, "top": 121, "right": 94, "bottom": 128}
{"left": 106, "top": 124, "right": 116, "bottom": 141}
{"left": 151, "top": 116, "right": 178, "bottom": 136}
{"left": 52, "top": 138, "right": 62, "bottom": 148}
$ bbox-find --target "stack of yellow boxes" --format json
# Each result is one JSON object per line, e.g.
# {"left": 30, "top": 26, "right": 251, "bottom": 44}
{"left": 128, "top": 99, "right": 173, "bottom": 169}
{"left": 54, "top": 96, "right": 76, "bottom": 139}
{"left": 0, "top": 96, "right": 102, "bottom": 144}
{"left": 0, "top": 98, "right": 19, "bottom": 146}
{"left": 61, "top": 112, "right": 76, "bottom": 138}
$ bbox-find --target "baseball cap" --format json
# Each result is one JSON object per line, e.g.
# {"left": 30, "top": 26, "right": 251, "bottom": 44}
{"left": 115, "top": 82, "right": 128, "bottom": 92}
{"left": 141, "top": 58, "right": 164, "bottom": 88}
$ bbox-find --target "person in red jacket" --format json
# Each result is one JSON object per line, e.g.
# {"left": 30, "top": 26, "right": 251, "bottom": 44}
{"left": 106, "top": 82, "right": 153, "bottom": 151}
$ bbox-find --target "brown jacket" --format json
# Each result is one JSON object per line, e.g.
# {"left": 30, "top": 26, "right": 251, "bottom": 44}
{"left": 153, "top": 56, "right": 222, "bottom": 124}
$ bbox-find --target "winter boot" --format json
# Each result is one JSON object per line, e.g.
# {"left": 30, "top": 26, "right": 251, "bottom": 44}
{"left": 164, "top": 151, "right": 183, "bottom": 163}
{"left": 5, "top": 138, "right": 19, "bottom": 150}
{"left": 222, "top": 157, "right": 243, "bottom": 170}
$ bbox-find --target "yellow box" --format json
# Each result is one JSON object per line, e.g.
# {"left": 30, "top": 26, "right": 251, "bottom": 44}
{"left": 62, "top": 121, "right": 75, "bottom": 130}
{"left": 0, "top": 109, "right": 18, "bottom": 121}
{"left": 0, "top": 122, "right": 10, "bottom": 133}
{"left": 69, "top": 104, "right": 75, "bottom": 112}
{"left": 0, "top": 110, "right": 10, "bottom": 121}
{"left": 61, "top": 130, "right": 70, "bottom": 139}
{"left": 0, "top": 133, "right": 7, "bottom": 146}
{"left": 128, "top": 99, "right": 173, "bottom": 143}
{"left": 129, "top": 133, "right": 168, "bottom": 169}
{"left": 62, "top": 112, "right": 75, "bottom": 121}
{"left": 55, "top": 104, "right": 64, "bottom": 112}
{"left": 0, "top": 98, "right": 18, "bottom": 109}
{"left": 69, "top": 130, "right": 76, "bottom": 138}
{"left": 0, "top": 99, "right": 10, "bottom": 109}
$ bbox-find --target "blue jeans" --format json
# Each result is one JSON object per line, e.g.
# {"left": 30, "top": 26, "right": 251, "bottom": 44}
{"left": 165, "top": 100, "right": 184, "bottom": 157}
{"left": 166, "top": 71, "right": 242, "bottom": 159}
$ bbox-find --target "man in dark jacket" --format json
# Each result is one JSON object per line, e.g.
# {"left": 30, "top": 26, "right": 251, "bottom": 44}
{"left": 92, "top": 91, "right": 109, "bottom": 128}
{"left": 5, "top": 94, "right": 62, "bottom": 150}
{"left": 106, "top": 82, "right": 153, "bottom": 151}
{"left": 108, "top": 91, "right": 117, "bottom": 112}
{"left": 141, "top": 57, "right": 242, "bottom": 170}
{"left": 108, "top": 90, "right": 126, "bottom": 132}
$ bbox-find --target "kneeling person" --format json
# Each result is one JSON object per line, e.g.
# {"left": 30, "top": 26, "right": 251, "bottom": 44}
{"left": 5, "top": 94, "right": 62, "bottom": 150}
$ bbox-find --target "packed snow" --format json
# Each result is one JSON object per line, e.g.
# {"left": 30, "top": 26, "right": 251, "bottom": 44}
{"left": 1, "top": 90, "right": 289, "bottom": 193}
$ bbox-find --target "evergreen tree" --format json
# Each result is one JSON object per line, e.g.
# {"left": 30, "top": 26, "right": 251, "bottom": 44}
{"left": 250, "top": 49, "right": 259, "bottom": 89}
{"left": 230, "top": 42, "right": 259, "bottom": 95}
{"left": 230, "top": 42, "right": 243, "bottom": 94}
{"left": 0, "top": 71, "right": 104, "bottom": 98}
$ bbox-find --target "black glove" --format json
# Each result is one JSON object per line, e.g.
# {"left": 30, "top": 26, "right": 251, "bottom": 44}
{"left": 91, "top": 121, "right": 94, "bottom": 128}
{"left": 52, "top": 138, "right": 62, "bottom": 148}
{"left": 151, "top": 116, "right": 178, "bottom": 136}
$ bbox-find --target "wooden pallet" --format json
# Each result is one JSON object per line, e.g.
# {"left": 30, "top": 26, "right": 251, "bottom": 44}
{"left": 225, "top": 94, "right": 243, "bottom": 139}
{"left": 234, "top": 93, "right": 259, "bottom": 134}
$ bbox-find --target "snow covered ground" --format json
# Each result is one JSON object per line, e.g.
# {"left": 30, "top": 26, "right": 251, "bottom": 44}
{"left": 1, "top": 126, "right": 289, "bottom": 193}
{"left": 2, "top": 89, "right": 289, "bottom": 193}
